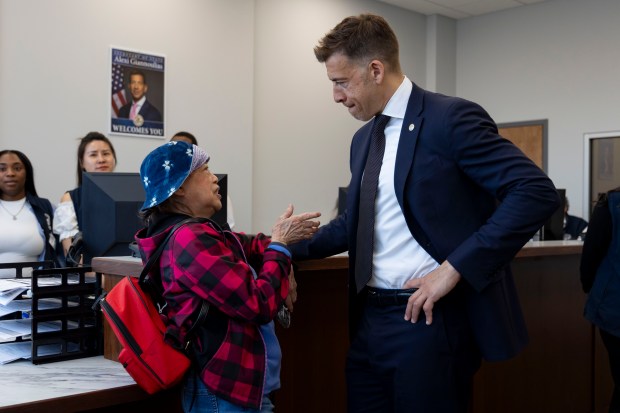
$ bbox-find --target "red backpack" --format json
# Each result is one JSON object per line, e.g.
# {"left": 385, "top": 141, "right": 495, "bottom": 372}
{"left": 97, "top": 218, "right": 209, "bottom": 394}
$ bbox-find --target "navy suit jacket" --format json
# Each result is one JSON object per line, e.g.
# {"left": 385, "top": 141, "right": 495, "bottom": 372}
{"left": 118, "top": 99, "right": 162, "bottom": 122}
{"left": 291, "top": 83, "right": 560, "bottom": 361}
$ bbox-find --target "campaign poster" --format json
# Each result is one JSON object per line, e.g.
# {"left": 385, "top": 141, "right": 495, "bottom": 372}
{"left": 110, "top": 47, "right": 165, "bottom": 138}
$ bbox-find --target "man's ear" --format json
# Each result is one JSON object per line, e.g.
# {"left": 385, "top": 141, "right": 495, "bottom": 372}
{"left": 368, "top": 60, "right": 385, "bottom": 84}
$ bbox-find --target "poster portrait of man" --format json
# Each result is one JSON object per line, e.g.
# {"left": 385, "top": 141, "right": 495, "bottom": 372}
{"left": 110, "top": 48, "right": 165, "bottom": 138}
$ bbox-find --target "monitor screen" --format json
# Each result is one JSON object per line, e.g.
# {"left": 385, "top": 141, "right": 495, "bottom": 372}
{"left": 540, "top": 188, "right": 566, "bottom": 241}
{"left": 81, "top": 172, "right": 228, "bottom": 262}
{"left": 82, "top": 172, "right": 145, "bottom": 262}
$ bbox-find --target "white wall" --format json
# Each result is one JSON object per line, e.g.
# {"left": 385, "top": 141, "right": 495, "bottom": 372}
{"left": 0, "top": 0, "right": 255, "bottom": 230}
{"left": 426, "top": 14, "right": 456, "bottom": 96}
{"left": 252, "top": 0, "right": 427, "bottom": 232}
{"left": 0, "top": 0, "right": 425, "bottom": 234}
{"left": 456, "top": 0, "right": 620, "bottom": 219}
{"left": 6, "top": 0, "right": 606, "bottom": 234}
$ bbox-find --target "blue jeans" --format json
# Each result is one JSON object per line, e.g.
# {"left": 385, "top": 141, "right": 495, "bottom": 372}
{"left": 182, "top": 375, "right": 274, "bottom": 413}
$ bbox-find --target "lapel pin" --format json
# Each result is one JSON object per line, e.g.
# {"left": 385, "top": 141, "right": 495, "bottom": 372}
{"left": 409, "top": 123, "right": 415, "bottom": 131}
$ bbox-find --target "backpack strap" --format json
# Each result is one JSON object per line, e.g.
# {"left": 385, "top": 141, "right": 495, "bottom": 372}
{"left": 138, "top": 218, "right": 202, "bottom": 289}
{"left": 138, "top": 217, "right": 211, "bottom": 342}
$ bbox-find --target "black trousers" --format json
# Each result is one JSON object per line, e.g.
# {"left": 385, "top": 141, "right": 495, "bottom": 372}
{"left": 601, "top": 328, "right": 620, "bottom": 413}
{"left": 346, "top": 291, "right": 480, "bottom": 413}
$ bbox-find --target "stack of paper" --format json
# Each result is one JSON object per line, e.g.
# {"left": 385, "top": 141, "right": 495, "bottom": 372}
{"left": 0, "top": 279, "right": 30, "bottom": 306}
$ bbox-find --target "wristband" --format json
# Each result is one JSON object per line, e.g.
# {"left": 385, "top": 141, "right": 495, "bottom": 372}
{"left": 268, "top": 242, "right": 292, "bottom": 258}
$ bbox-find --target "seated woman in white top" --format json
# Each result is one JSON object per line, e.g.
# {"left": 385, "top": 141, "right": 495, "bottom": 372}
{"left": 0, "top": 150, "right": 58, "bottom": 278}
{"left": 53, "top": 132, "right": 117, "bottom": 257}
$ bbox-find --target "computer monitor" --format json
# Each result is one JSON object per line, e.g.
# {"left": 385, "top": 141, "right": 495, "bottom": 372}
{"left": 82, "top": 172, "right": 145, "bottom": 262}
{"left": 81, "top": 172, "right": 228, "bottom": 262}
{"left": 540, "top": 188, "right": 566, "bottom": 241}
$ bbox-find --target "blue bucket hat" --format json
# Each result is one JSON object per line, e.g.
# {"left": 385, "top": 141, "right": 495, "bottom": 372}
{"left": 139, "top": 141, "right": 210, "bottom": 211}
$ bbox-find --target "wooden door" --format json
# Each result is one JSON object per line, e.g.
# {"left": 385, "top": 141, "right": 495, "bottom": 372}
{"left": 498, "top": 120, "right": 547, "bottom": 171}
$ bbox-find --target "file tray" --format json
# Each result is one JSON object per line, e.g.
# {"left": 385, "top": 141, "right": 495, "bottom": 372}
{"left": 0, "top": 260, "right": 53, "bottom": 279}
{"left": 29, "top": 266, "right": 102, "bottom": 364}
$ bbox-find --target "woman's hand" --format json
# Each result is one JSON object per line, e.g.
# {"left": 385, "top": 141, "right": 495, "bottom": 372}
{"left": 271, "top": 204, "right": 321, "bottom": 245}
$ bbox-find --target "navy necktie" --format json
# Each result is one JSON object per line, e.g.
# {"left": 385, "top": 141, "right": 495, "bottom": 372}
{"left": 355, "top": 114, "right": 390, "bottom": 293}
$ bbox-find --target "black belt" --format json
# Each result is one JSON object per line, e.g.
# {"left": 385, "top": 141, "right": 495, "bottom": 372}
{"left": 366, "top": 287, "right": 417, "bottom": 306}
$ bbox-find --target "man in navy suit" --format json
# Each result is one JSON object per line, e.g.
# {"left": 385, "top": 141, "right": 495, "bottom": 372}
{"left": 118, "top": 70, "right": 162, "bottom": 124}
{"left": 290, "top": 14, "right": 560, "bottom": 412}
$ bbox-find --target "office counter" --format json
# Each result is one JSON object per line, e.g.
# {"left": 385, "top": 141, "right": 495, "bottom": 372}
{"left": 90, "top": 241, "right": 612, "bottom": 413}
{"left": 473, "top": 241, "right": 610, "bottom": 413}
{"left": 0, "top": 356, "right": 180, "bottom": 413}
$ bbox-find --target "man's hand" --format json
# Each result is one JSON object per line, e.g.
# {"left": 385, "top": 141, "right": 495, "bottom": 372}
{"left": 403, "top": 261, "right": 461, "bottom": 325}
{"left": 285, "top": 268, "right": 298, "bottom": 312}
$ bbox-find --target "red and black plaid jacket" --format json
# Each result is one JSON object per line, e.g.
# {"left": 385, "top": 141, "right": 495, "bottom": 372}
{"left": 135, "top": 218, "right": 290, "bottom": 409}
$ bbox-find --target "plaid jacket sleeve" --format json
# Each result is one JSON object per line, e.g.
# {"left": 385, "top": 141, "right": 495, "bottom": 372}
{"left": 233, "top": 231, "right": 277, "bottom": 273}
{"left": 168, "top": 223, "right": 290, "bottom": 324}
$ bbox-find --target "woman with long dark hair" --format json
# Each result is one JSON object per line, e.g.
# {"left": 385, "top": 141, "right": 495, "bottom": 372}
{"left": 53, "top": 132, "right": 117, "bottom": 257}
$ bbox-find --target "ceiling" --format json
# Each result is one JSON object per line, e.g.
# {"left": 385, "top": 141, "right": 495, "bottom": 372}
{"left": 377, "top": 0, "right": 547, "bottom": 19}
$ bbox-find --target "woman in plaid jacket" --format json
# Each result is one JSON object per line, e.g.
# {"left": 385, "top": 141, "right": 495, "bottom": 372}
{"left": 135, "top": 141, "right": 320, "bottom": 412}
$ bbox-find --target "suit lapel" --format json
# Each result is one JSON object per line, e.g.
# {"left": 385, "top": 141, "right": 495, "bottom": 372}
{"left": 394, "top": 82, "right": 424, "bottom": 206}
{"left": 140, "top": 100, "right": 149, "bottom": 116}
{"left": 392, "top": 84, "right": 441, "bottom": 260}
{"left": 349, "top": 83, "right": 425, "bottom": 246}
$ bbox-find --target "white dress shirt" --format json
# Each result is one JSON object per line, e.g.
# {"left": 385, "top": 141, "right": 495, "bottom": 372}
{"left": 367, "top": 77, "right": 439, "bottom": 289}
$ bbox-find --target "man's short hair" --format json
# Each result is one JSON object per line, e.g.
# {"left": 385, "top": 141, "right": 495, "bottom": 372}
{"left": 314, "top": 14, "right": 401, "bottom": 72}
